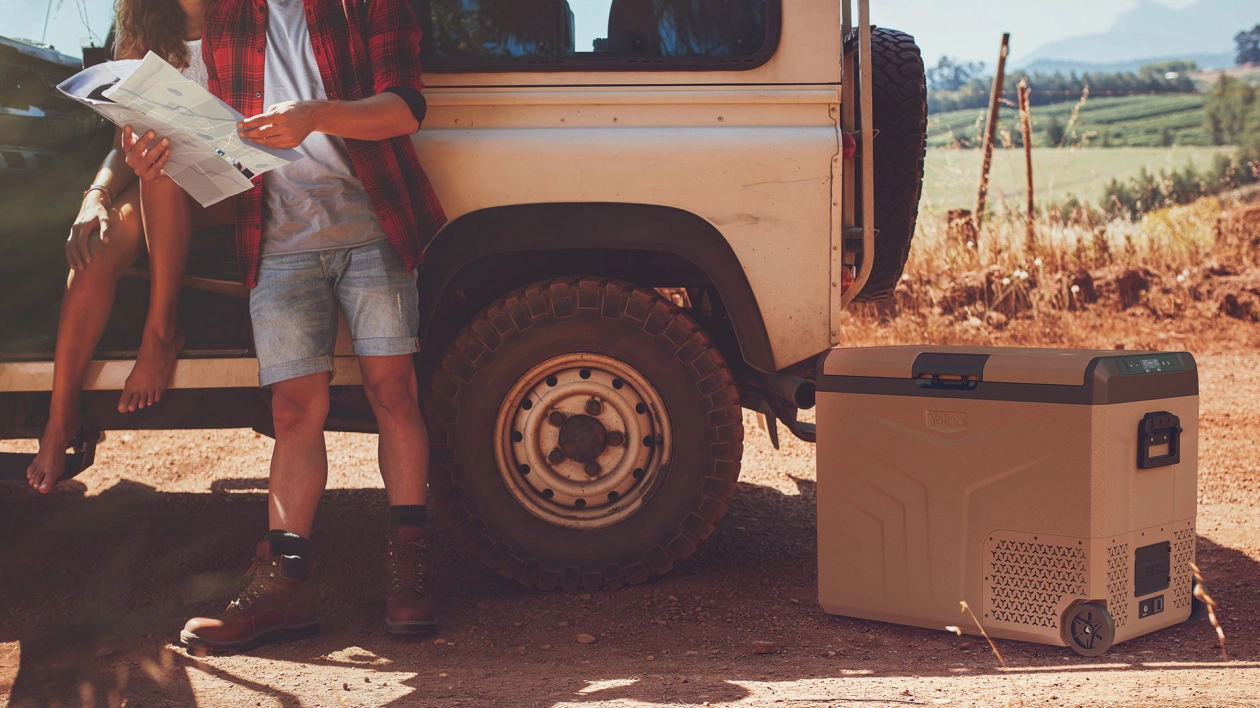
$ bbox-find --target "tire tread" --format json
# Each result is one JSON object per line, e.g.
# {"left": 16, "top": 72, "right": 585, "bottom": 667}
{"left": 427, "top": 277, "right": 744, "bottom": 590}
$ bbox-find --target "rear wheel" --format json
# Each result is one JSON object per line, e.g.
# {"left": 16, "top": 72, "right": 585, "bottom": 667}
{"left": 427, "top": 277, "right": 744, "bottom": 591}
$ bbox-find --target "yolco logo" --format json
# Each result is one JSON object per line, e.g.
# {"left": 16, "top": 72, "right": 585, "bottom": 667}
{"left": 925, "top": 410, "right": 967, "bottom": 433}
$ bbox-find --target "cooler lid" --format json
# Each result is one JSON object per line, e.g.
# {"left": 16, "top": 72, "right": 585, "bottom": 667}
{"left": 819, "top": 346, "right": 1197, "bottom": 405}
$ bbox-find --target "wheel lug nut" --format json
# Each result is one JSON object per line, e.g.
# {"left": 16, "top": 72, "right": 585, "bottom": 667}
{"left": 548, "top": 411, "right": 566, "bottom": 427}
{"left": 548, "top": 448, "right": 566, "bottom": 465}
{"left": 584, "top": 462, "right": 601, "bottom": 477}
{"left": 607, "top": 431, "right": 625, "bottom": 447}
{"left": 585, "top": 399, "right": 603, "bottom": 416}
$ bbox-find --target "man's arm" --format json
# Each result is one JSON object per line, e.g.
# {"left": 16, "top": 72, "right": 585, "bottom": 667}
{"left": 236, "top": 93, "right": 417, "bottom": 149}
{"left": 237, "top": 0, "right": 427, "bottom": 149}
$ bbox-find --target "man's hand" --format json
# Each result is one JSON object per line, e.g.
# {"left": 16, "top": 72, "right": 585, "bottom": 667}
{"left": 237, "top": 101, "right": 323, "bottom": 149}
{"left": 66, "top": 191, "right": 112, "bottom": 271}
{"left": 122, "top": 125, "right": 171, "bottom": 181}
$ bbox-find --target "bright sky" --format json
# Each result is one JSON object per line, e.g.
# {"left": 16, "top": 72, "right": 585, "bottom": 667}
{"left": 0, "top": 0, "right": 1201, "bottom": 64}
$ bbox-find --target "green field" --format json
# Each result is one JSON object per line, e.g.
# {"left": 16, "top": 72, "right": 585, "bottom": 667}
{"left": 921, "top": 146, "right": 1235, "bottom": 212}
{"left": 927, "top": 94, "right": 1210, "bottom": 149}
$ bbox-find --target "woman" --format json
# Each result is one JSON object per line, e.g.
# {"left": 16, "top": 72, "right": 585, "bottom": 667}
{"left": 26, "top": 0, "right": 230, "bottom": 493}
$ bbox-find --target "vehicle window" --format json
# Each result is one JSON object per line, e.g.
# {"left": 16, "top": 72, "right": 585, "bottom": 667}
{"left": 0, "top": 66, "right": 52, "bottom": 111}
{"left": 413, "top": 0, "right": 776, "bottom": 70}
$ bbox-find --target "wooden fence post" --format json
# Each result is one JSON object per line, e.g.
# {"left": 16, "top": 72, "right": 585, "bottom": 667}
{"left": 974, "top": 32, "right": 1010, "bottom": 234}
{"left": 1018, "top": 77, "right": 1035, "bottom": 253}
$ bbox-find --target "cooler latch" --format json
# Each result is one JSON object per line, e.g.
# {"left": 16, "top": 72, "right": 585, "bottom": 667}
{"left": 1137, "top": 411, "right": 1181, "bottom": 469}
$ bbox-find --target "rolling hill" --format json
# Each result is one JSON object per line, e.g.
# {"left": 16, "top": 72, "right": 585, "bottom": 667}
{"left": 927, "top": 94, "right": 1211, "bottom": 149}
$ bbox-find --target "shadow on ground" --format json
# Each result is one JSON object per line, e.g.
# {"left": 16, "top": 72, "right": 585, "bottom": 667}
{"left": 0, "top": 476, "right": 1253, "bottom": 707}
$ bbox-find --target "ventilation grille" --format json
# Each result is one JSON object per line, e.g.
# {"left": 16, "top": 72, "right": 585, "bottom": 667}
{"left": 1106, "top": 542, "right": 1131, "bottom": 628}
{"left": 1172, "top": 526, "right": 1196, "bottom": 610}
{"left": 986, "top": 538, "right": 1087, "bottom": 628}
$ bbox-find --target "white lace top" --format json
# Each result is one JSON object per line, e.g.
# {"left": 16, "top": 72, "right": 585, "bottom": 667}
{"left": 182, "top": 39, "right": 209, "bottom": 90}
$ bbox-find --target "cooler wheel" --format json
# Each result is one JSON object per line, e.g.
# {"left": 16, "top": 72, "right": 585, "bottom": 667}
{"left": 1063, "top": 602, "right": 1115, "bottom": 657}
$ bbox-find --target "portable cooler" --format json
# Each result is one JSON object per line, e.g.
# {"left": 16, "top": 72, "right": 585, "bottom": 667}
{"left": 815, "top": 346, "right": 1198, "bottom": 656}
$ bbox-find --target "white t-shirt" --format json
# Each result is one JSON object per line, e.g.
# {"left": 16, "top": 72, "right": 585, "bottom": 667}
{"left": 259, "top": 0, "right": 387, "bottom": 256}
{"left": 182, "top": 39, "right": 209, "bottom": 90}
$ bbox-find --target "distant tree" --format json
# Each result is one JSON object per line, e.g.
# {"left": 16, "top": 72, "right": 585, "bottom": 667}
{"left": 926, "top": 56, "right": 985, "bottom": 91}
{"left": 1159, "top": 123, "right": 1173, "bottom": 147}
{"left": 1237, "top": 25, "right": 1260, "bottom": 66}
{"left": 1205, "top": 74, "right": 1257, "bottom": 144}
{"left": 1046, "top": 115, "right": 1066, "bottom": 147}
{"left": 1138, "top": 60, "right": 1197, "bottom": 80}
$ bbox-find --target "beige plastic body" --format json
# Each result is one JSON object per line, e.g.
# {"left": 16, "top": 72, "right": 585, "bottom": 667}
{"left": 816, "top": 388, "right": 1197, "bottom": 648}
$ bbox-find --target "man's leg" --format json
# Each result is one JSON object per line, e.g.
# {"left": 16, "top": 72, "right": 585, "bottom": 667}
{"left": 181, "top": 251, "right": 335, "bottom": 652}
{"left": 358, "top": 355, "right": 427, "bottom": 507}
{"left": 267, "top": 372, "right": 332, "bottom": 538}
{"left": 335, "top": 241, "right": 434, "bottom": 634}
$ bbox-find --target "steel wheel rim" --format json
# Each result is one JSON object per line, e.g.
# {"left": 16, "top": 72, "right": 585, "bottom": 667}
{"left": 494, "top": 353, "right": 673, "bottom": 530}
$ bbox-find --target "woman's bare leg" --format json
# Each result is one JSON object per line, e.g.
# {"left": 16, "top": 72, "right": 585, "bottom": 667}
{"left": 27, "top": 185, "right": 144, "bottom": 493}
{"left": 119, "top": 174, "right": 192, "bottom": 413}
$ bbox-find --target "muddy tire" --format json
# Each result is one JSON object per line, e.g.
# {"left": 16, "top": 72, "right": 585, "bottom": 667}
{"left": 853, "top": 27, "right": 928, "bottom": 302}
{"left": 426, "top": 277, "right": 744, "bottom": 591}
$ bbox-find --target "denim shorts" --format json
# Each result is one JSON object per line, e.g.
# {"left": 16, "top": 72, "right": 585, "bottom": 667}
{"left": 249, "top": 240, "right": 420, "bottom": 387}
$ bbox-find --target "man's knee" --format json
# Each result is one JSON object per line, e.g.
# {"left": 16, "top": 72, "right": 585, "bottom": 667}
{"left": 363, "top": 368, "right": 419, "bottom": 420}
{"left": 270, "top": 379, "right": 330, "bottom": 433}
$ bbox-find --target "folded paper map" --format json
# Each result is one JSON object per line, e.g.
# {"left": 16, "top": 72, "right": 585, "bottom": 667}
{"left": 58, "top": 52, "right": 301, "bottom": 207}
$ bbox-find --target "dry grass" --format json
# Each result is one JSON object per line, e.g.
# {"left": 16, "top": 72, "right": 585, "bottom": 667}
{"left": 844, "top": 193, "right": 1260, "bottom": 351}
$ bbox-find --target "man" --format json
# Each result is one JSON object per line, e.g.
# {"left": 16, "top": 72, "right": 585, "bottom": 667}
{"left": 168, "top": 0, "right": 447, "bottom": 651}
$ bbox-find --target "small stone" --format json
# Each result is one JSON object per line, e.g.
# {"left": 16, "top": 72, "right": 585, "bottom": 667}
{"left": 684, "top": 651, "right": 699, "bottom": 656}
{"left": 752, "top": 641, "right": 776, "bottom": 654}
{"left": 646, "top": 655, "right": 655, "bottom": 661}
{"left": 668, "top": 595, "right": 678, "bottom": 602}
{"left": 364, "top": 677, "right": 370, "bottom": 683}
{"left": 787, "top": 599, "right": 800, "bottom": 605}
{"left": 342, "top": 683, "right": 350, "bottom": 691}
{"left": 433, "top": 638, "right": 446, "bottom": 645}
{"left": 580, "top": 593, "right": 592, "bottom": 601}
{"left": 827, "top": 651, "right": 837, "bottom": 657}
{"left": 558, "top": 621, "right": 570, "bottom": 627}
{"left": 541, "top": 644, "right": 552, "bottom": 650}
{"left": 577, "top": 634, "right": 597, "bottom": 644}
{"left": 513, "top": 621, "right": 522, "bottom": 627}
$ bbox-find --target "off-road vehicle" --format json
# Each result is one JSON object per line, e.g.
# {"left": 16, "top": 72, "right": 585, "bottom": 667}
{"left": 0, "top": 0, "right": 927, "bottom": 591}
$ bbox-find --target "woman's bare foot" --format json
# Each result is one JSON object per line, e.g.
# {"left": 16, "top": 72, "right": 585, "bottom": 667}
{"left": 119, "top": 326, "right": 184, "bottom": 413}
{"left": 27, "top": 420, "right": 77, "bottom": 494}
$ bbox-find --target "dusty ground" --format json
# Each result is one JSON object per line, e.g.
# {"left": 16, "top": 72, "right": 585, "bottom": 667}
{"left": 2, "top": 346, "right": 1258, "bottom": 707}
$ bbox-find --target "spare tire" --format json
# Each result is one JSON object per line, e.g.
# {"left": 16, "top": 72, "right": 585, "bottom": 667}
{"left": 853, "top": 28, "right": 928, "bottom": 302}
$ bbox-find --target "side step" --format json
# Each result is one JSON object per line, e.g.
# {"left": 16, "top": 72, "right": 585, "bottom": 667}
{"left": 0, "top": 431, "right": 98, "bottom": 483}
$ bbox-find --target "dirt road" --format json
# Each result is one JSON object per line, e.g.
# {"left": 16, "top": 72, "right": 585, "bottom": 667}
{"left": 2, "top": 352, "right": 1257, "bottom": 708}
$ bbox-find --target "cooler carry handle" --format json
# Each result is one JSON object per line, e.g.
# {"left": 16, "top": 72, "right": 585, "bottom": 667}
{"left": 912, "top": 352, "right": 989, "bottom": 391}
{"left": 1138, "top": 411, "right": 1181, "bottom": 469}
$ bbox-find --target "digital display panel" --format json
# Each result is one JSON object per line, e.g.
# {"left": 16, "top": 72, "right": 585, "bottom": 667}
{"left": 1117, "top": 354, "right": 1183, "bottom": 375}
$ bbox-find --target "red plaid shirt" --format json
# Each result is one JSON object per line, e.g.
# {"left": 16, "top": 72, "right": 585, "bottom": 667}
{"left": 202, "top": 0, "right": 446, "bottom": 288}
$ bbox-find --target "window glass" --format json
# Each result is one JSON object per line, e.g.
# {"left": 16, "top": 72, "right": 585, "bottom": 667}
{"left": 414, "top": 0, "right": 772, "bottom": 65}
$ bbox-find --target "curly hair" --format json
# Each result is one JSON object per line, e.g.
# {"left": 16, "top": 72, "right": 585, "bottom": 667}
{"left": 113, "top": 0, "right": 190, "bottom": 69}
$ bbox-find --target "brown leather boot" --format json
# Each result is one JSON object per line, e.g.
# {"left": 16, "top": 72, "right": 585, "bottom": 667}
{"left": 384, "top": 527, "right": 438, "bottom": 635}
{"left": 180, "top": 541, "right": 318, "bottom": 652}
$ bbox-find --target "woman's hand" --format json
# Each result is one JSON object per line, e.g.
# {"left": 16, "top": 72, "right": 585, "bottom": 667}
{"left": 122, "top": 125, "right": 172, "bottom": 181}
{"left": 65, "top": 191, "right": 112, "bottom": 271}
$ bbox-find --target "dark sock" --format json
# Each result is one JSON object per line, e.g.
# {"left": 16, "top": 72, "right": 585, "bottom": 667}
{"left": 388, "top": 505, "right": 427, "bottom": 529}
{"left": 264, "top": 529, "right": 311, "bottom": 581}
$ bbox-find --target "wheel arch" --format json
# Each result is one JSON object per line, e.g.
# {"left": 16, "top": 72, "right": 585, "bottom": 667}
{"left": 415, "top": 202, "right": 776, "bottom": 375}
